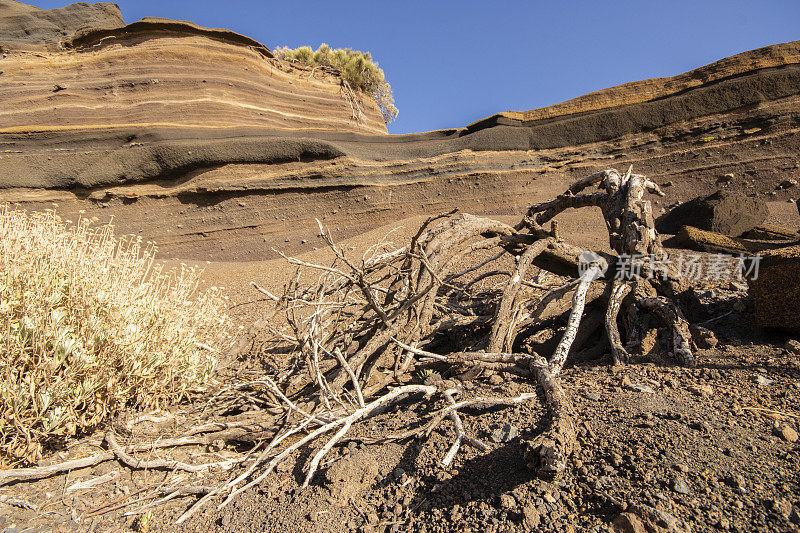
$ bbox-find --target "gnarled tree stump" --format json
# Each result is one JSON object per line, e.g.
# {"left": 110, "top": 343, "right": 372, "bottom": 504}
{"left": 3, "top": 169, "right": 702, "bottom": 521}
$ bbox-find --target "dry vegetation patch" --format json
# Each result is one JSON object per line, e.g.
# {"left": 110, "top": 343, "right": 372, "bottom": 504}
{"left": 274, "top": 43, "right": 398, "bottom": 123}
{"left": 0, "top": 206, "right": 228, "bottom": 465}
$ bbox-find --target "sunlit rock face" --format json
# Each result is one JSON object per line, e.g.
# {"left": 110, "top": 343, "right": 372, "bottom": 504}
{"left": 1, "top": 2, "right": 799, "bottom": 263}
{"left": 0, "top": 0, "right": 124, "bottom": 52}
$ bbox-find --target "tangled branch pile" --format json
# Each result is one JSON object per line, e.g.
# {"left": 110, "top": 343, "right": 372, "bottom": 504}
{"left": 274, "top": 43, "right": 398, "bottom": 123}
{"left": 1, "top": 169, "right": 710, "bottom": 523}
{"left": 0, "top": 207, "right": 227, "bottom": 465}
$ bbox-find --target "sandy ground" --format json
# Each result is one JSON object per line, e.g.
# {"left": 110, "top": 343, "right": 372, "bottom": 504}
{"left": 2, "top": 204, "right": 799, "bottom": 533}
{"left": 200, "top": 201, "right": 799, "bottom": 326}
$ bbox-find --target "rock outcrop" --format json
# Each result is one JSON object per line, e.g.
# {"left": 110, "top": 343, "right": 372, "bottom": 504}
{"left": 749, "top": 244, "right": 800, "bottom": 333}
{"left": 0, "top": 8, "right": 388, "bottom": 159}
{"left": 657, "top": 190, "right": 768, "bottom": 236}
{"left": 1, "top": 2, "right": 799, "bottom": 264}
{"left": 484, "top": 41, "right": 800, "bottom": 125}
{"left": 0, "top": 0, "right": 123, "bottom": 52}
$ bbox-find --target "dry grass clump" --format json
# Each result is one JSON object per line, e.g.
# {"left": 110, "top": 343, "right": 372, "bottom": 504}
{"left": 274, "top": 43, "right": 399, "bottom": 123}
{"left": 0, "top": 206, "right": 228, "bottom": 465}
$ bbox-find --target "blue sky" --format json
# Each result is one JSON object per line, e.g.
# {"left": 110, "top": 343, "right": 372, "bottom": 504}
{"left": 31, "top": 1, "right": 800, "bottom": 134}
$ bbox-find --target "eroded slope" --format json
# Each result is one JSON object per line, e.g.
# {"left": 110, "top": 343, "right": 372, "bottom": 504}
{"left": 0, "top": 3, "right": 798, "bottom": 265}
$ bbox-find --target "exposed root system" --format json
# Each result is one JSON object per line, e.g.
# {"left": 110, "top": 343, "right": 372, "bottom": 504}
{"left": 0, "top": 168, "right": 706, "bottom": 523}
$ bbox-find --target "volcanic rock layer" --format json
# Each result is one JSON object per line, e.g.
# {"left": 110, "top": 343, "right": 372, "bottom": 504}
{"left": 1, "top": 1, "right": 799, "bottom": 262}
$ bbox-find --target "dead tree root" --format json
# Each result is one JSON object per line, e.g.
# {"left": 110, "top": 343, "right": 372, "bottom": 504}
{"left": 0, "top": 168, "right": 702, "bottom": 522}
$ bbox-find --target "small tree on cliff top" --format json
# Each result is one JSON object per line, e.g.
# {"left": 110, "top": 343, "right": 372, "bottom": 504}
{"left": 274, "top": 43, "right": 399, "bottom": 124}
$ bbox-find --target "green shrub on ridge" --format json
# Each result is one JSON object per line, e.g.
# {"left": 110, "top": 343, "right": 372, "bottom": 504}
{"left": 274, "top": 43, "right": 399, "bottom": 124}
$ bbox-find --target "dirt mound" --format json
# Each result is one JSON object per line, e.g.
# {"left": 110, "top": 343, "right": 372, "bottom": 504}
{"left": 0, "top": 0, "right": 123, "bottom": 52}
{"left": 657, "top": 190, "right": 769, "bottom": 236}
{"left": 323, "top": 449, "right": 380, "bottom": 502}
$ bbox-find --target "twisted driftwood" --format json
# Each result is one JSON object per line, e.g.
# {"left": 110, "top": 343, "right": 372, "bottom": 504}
{"left": 0, "top": 168, "right": 702, "bottom": 524}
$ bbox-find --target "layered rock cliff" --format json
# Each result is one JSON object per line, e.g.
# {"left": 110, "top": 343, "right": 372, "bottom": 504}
{"left": 1, "top": 1, "right": 799, "bottom": 263}
{"left": 0, "top": 0, "right": 123, "bottom": 52}
{"left": 0, "top": 3, "right": 388, "bottom": 178}
{"left": 488, "top": 41, "right": 800, "bottom": 124}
